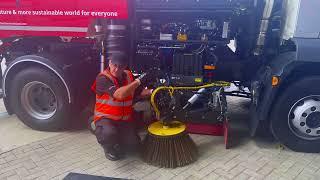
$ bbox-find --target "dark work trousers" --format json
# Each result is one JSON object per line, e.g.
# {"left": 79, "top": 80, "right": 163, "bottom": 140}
{"left": 95, "top": 118, "right": 141, "bottom": 153}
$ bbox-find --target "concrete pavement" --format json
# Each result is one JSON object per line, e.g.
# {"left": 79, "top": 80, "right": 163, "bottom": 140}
{"left": 0, "top": 101, "right": 61, "bottom": 153}
{"left": 1, "top": 97, "right": 320, "bottom": 180}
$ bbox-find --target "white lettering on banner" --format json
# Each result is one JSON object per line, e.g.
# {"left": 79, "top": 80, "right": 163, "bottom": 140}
{"left": 0, "top": 9, "right": 118, "bottom": 18}
{"left": 90, "top": 11, "right": 118, "bottom": 18}
{"left": 64, "top": 10, "right": 80, "bottom": 16}
{"left": 18, "top": 11, "right": 31, "bottom": 15}
{"left": 33, "top": 10, "right": 64, "bottom": 16}
{"left": 0, "top": 10, "right": 12, "bottom": 15}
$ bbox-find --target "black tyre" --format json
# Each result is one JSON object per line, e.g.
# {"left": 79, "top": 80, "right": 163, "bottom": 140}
{"left": 9, "top": 67, "right": 70, "bottom": 131}
{"left": 270, "top": 76, "right": 320, "bottom": 152}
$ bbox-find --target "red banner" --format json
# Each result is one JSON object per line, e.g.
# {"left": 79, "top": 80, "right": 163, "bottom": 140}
{"left": 0, "top": 0, "right": 129, "bottom": 37}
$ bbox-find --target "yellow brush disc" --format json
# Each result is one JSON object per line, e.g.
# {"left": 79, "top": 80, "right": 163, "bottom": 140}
{"left": 148, "top": 121, "right": 186, "bottom": 136}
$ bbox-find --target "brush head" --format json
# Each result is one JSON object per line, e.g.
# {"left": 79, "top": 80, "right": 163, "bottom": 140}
{"left": 143, "top": 121, "right": 198, "bottom": 168}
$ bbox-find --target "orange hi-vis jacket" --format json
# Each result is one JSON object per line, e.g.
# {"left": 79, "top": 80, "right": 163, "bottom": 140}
{"left": 94, "top": 69, "right": 135, "bottom": 123}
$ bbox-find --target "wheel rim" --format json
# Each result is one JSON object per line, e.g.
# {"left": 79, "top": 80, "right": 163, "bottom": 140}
{"left": 288, "top": 95, "right": 320, "bottom": 140}
{"left": 21, "top": 81, "right": 57, "bottom": 120}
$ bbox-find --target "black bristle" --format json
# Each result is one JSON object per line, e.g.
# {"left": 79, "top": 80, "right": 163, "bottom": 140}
{"left": 142, "top": 131, "right": 198, "bottom": 168}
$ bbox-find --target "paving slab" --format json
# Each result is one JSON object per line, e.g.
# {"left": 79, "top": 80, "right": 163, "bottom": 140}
{"left": 0, "top": 101, "right": 61, "bottom": 153}
{"left": 0, "top": 97, "right": 319, "bottom": 180}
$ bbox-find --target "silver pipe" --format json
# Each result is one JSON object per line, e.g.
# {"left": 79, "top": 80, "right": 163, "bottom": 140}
{"left": 254, "top": 0, "right": 275, "bottom": 55}
{"left": 100, "top": 40, "right": 105, "bottom": 72}
{"left": 183, "top": 88, "right": 207, "bottom": 109}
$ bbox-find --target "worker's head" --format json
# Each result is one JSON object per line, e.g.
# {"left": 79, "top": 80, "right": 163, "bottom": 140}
{"left": 108, "top": 52, "right": 128, "bottom": 78}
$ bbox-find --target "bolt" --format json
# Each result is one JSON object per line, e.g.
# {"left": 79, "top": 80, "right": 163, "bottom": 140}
{"left": 306, "top": 129, "right": 311, "bottom": 134}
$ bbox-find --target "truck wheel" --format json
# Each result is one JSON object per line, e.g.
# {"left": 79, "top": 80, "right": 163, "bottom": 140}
{"left": 270, "top": 76, "right": 320, "bottom": 152}
{"left": 9, "top": 67, "right": 70, "bottom": 131}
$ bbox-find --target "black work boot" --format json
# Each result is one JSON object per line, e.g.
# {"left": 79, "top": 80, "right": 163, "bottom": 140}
{"left": 102, "top": 144, "right": 124, "bottom": 161}
{"left": 113, "top": 144, "right": 125, "bottom": 158}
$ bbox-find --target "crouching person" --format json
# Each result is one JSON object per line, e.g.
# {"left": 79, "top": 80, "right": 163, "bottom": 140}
{"left": 93, "top": 52, "right": 154, "bottom": 161}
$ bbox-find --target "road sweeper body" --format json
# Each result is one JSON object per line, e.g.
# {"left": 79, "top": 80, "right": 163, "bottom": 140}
{"left": 0, "top": 0, "right": 320, "bottom": 153}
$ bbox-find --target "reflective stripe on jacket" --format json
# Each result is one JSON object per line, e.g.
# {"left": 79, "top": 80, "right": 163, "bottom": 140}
{"left": 94, "top": 69, "right": 134, "bottom": 122}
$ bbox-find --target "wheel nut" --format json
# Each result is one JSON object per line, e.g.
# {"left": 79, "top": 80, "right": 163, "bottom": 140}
{"left": 311, "top": 107, "right": 316, "bottom": 111}
{"left": 306, "top": 129, "right": 311, "bottom": 134}
{"left": 302, "top": 113, "right": 308, "bottom": 117}
{"left": 300, "top": 122, "right": 305, "bottom": 126}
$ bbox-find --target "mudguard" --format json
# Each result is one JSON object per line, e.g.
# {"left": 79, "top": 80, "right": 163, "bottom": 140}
{"left": 250, "top": 38, "right": 320, "bottom": 136}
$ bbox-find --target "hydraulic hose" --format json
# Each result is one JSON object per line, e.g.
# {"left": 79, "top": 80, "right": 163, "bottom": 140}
{"left": 150, "top": 81, "right": 231, "bottom": 120}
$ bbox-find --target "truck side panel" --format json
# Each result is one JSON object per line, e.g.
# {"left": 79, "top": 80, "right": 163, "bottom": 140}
{"left": 295, "top": 38, "right": 320, "bottom": 62}
{"left": 295, "top": 0, "right": 320, "bottom": 38}
{"left": 0, "top": 1, "right": 20, "bottom": 25}
{"left": 0, "top": 0, "right": 129, "bottom": 38}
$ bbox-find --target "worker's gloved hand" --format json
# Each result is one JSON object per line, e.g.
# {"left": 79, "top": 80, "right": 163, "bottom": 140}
{"left": 136, "top": 68, "right": 160, "bottom": 86}
{"left": 136, "top": 72, "right": 149, "bottom": 86}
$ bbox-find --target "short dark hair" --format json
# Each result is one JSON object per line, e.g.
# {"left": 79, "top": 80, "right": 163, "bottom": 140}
{"left": 109, "top": 52, "right": 128, "bottom": 65}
